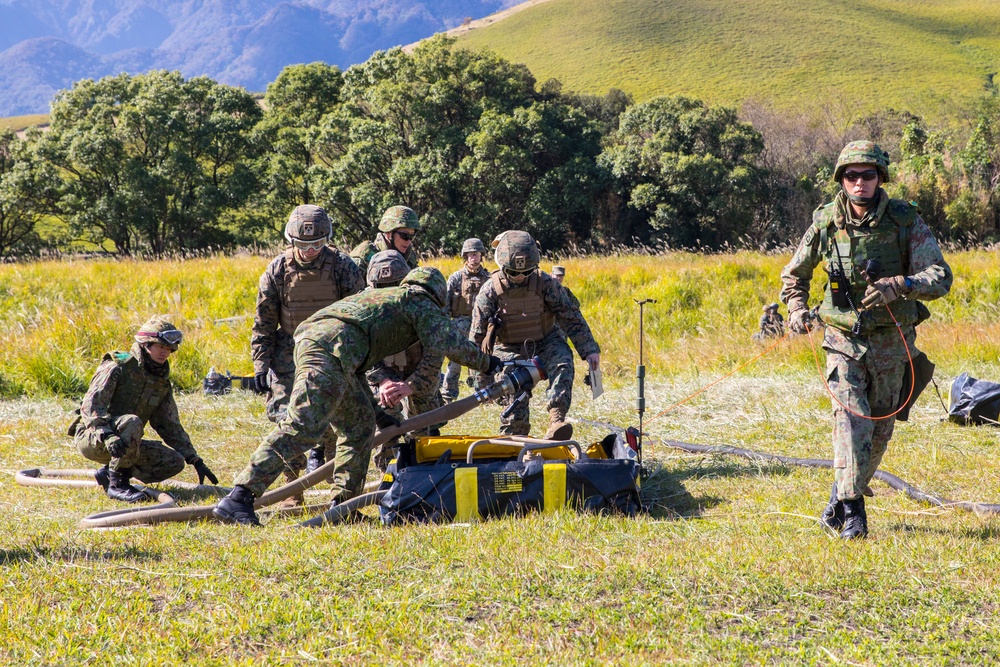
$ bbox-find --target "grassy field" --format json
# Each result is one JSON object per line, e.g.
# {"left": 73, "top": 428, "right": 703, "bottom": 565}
{"left": 0, "top": 113, "right": 49, "bottom": 132}
{"left": 455, "top": 0, "right": 1000, "bottom": 120}
{"left": 2, "top": 251, "right": 1000, "bottom": 663}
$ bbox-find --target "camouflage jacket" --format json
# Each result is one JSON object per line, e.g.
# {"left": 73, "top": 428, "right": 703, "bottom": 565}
{"left": 350, "top": 235, "right": 419, "bottom": 277}
{"left": 470, "top": 270, "right": 600, "bottom": 358}
{"left": 78, "top": 343, "right": 198, "bottom": 463}
{"left": 446, "top": 265, "right": 491, "bottom": 317}
{"left": 780, "top": 190, "right": 952, "bottom": 359}
{"left": 251, "top": 246, "right": 364, "bottom": 375}
{"left": 295, "top": 285, "right": 491, "bottom": 375}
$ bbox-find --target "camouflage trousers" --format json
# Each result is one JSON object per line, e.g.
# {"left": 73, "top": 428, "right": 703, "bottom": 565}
{"left": 76, "top": 414, "right": 185, "bottom": 481}
{"left": 488, "top": 331, "right": 575, "bottom": 436}
{"left": 266, "top": 334, "right": 339, "bottom": 485}
{"left": 235, "top": 329, "right": 376, "bottom": 502}
{"left": 826, "top": 333, "right": 909, "bottom": 501}
{"left": 442, "top": 316, "right": 472, "bottom": 398}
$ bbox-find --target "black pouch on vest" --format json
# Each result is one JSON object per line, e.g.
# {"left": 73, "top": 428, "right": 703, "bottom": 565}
{"left": 826, "top": 266, "right": 850, "bottom": 308}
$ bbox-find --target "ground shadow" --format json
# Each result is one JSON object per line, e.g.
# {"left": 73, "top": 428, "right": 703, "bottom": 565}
{"left": 0, "top": 544, "right": 162, "bottom": 566}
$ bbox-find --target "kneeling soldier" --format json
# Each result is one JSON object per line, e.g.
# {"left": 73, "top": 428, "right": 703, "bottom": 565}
{"left": 72, "top": 317, "right": 218, "bottom": 503}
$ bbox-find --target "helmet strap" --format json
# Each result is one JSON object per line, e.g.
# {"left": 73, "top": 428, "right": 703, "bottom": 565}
{"left": 844, "top": 190, "right": 878, "bottom": 207}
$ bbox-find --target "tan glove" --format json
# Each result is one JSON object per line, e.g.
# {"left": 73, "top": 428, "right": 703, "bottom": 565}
{"left": 862, "top": 275, "right": 908, "bottom": 310}
{"left": 788, "top": 308, "right": 814, "bottom": 334}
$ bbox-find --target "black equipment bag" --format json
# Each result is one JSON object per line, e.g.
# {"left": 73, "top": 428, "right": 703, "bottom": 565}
{"left": 948, "top": 372, "right": 1000, "bottom": 426}
{"left": 380, "top": 457, "right": 641, "bottom": 525}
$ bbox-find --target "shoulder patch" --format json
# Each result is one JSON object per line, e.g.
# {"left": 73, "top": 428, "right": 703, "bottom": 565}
{"left": 111, "top": 351, "right": 132, "bottom": 364}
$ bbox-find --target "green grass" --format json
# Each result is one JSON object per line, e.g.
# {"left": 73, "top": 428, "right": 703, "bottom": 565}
{"left": 2, "top": 252, "right": 1000, "bottom": 663}
{"left": 456, "top": 0, "right": 1000, "bottom": 120}
{"left": 0, "top": 113, "right": 49, "bottom": 132}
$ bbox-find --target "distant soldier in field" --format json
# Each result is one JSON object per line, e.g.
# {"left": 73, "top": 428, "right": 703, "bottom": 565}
{"left": 364, "top": 251, "right": 445, "bottom": 469}
{"left": 780, "top": 140, "right": 952, "bottom": 540}
{"left": 471, "top": 231, "right": 601, "bottom": 440}
{"left": 214, "top": 267, "right": 504, "bottom": 526}
{"left": 350, "top": 205, "right": 420, "bottom": 277}
{"left": 72, "top": 317, "right": 219, "bottom": 503}
{"left": 441, "top": 238, "right": 491, "bottom": 403}
{"left": 751, "top": 303, "right": 784, "bottom": 342}
{"left": 550, "top": 265, "right": 581, "bottom": 309}
{"left": 251, "top": 205, "right": 364, "bottom": 500}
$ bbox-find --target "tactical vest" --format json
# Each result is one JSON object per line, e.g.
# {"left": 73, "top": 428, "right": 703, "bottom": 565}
{"left": 491, "top": 270, "right": 556, "bottom": 345}
{"left": 451, "top": 269, "right": 488, "bottom": 317}
{"left": 105, "top": 352, "right": 172, "bottom": 425}
{"left": 279, "top": 247, "right": 342, "bottom": 335}
{"left": 814, "top": 199, "right": 922, "bottom": 334}
{"left": 383, "top": 341, "right": 424, "bottom": 376}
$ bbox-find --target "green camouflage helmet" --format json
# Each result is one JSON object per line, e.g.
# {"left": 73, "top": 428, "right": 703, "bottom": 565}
{"left": 284, "top": 205, "right": 332, "bottom": 243}
{"left": 494, "top": 230, "right": 539, "bottom": 273}
{"left": 400, "top": 266, "right": 447, "bottom": 307}
{"left": 378, "top": 206, "right": 421, "bottom": 233}
{"left": 135, "top": 316, "right": 183, "bottom": 351}
{"left": 461, "top": 238, "right": 487, "bottom": 256}
{"left": 833, "top": 141, "right": 890, "bottom": 182}
{"left": 367, "top": 250, "right": 411, "bottom": 288}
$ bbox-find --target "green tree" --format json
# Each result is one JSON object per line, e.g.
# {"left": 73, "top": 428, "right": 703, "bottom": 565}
{"left": 253, "top": 62, "right": 343, "bottom": 238}
{"left": 598, "top": 96, "right": 768, "bottom": 249}
{"left": 309, "top": 37, "right": 602, "bottom": 252}
{"left": 35, "top": 70, "right": 263, "bottom": 255}
{"left": 0, "top": 129, "right": 59, "bottom": 258}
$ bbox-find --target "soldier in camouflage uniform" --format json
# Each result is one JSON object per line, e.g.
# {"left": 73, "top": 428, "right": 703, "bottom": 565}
{"left": 214, "top": 267, "right": 503, "bottom": 526}
{"left": 780, "top": 141, "right": 952, "bottom": 539}
{"left": 350, "top": 205, "right": 421, "bottom": 277}
{"left": 471, "top": 231, "right": 601, "bottom": 440}
{"left": 73, "top": 317, "right": 219, "bottom": 503}
{"left": 442, "top": 238, "right": 491, "bottom": 402}
{"left": 364, "top": 251, "right": 445, "bottom": 469}
{"left": 751, "top": 303, "right": 785, "bottom": 342}
{"left": 252, "top": 205, "right": 364, "bottom": 499}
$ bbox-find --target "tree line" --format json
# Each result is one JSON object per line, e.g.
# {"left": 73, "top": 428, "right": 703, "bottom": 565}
{"left": 3, "top": 36, "right": 1000, "bottom": 259}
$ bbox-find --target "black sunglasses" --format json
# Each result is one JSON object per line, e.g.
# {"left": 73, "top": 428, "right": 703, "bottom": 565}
{"left": 394, "top": 231, "right": 416, "bottom": 242}
{"left": 843, "top": 169, "right": 878, "bottom": 183}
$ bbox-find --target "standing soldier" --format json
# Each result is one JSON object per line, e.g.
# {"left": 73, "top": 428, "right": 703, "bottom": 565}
{"left": 251, "top": 205, "right": 364, "bottom": 500}
{"left": 780, "top": 140, "right": 952, "bottom": 540}
{"left": 441, "top": 238, "right": 491, "bottom": 402}
{"left": 72, "top": 317, "right": 219, "bottom": 502}
{"left": 364, "top": 251, "right": 445, "bottom": 469}
{"left": 350, "top": 205, "right": 420, "bottom": 277}
{"left": 471, "top": 231, "right": 601, "bottom": 440}
{"left": 550, "top": 265, "right": 581, "bottom": 308}
{"left": 214, "top": 267, "right": 504, "bottom": 526}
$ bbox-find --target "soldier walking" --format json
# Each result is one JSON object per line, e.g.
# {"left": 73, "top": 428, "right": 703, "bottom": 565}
{"left": 72, "top": 317, "right": 219, "bottom": 502}
{"left": 442, "top": 238, "right": 491, "bottom": 402}
{"left": 214, "top": 268, "right": 503, "bottom": 526}
{"left": 251, "top": 205, "right": 364, "bottom": 499}
{"left": 780, "top": 141, "right": 952, "bottom": 539}
{"left": 471, "top": 231, "right": 600, "bottom": 440}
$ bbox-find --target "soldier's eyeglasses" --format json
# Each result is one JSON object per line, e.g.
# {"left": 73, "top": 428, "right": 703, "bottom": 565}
{"left": 503, "top": 267, "right": 532, "bottom": 277}
{"left": 394, "top": 231, "right": 416, "bottom": 242}
{"left": 292, "top": 238, "right": 327, "bottom": 251}
{"left": 140, "top": 329, "right": 183, "bottom": 346}
{"left": 843, "top": 169, "right": 878, "bottom": 183}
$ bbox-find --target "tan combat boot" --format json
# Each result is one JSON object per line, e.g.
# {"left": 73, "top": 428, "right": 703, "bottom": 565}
{"left": 544, "top": 408, "right": 573, "bottom": 441}
{"left": 275, "top": 468, "right": 304, "bottom": 510}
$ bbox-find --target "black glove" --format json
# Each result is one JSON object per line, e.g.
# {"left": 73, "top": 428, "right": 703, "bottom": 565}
{"left": 375, "top": 410, "right": 401, "bottom": 431}
{"left": 254, "top": 372, "right": 270, "bottom": 394}
{"left": 191, "top": 458, "right": 219, "bottom": 486}
{"left": 486, "top": 355, "right": 504, "bottom": 375}
{"left": 104, "top": 434, "right": 128, "bottom": 459}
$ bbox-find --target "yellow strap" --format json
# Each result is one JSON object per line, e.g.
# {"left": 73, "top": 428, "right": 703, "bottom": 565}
{"left": 543, "top": 463, "right": 566, "bottom": 515}
{"left": 454, "top": 467, "right": 481, "bottom": 522}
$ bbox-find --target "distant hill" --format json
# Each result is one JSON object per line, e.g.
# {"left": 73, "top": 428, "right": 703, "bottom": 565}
{"left": 0, "top": 0, "right": 522, "bottom": 115}
{"left": 454, "top": 0, "right": 1000, "bottom": 120}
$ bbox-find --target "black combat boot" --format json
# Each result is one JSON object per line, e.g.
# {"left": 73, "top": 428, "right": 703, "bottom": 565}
{"left": 820, "top": 482, "right": 844, "bottom": 531}
{"left": 305, "top": 447, "right": 325, "bottom": 475}
{"left": 840, "top": 497, "right": 869, "bottom": 540}
{"left": 106, "top": 468, "right": 148, "bottom": 503}
{"left": 94, "top": 465, "right": 110, "bottom": 492}
{"left": 213, "top": 485, "right": 261, "bottom": 526}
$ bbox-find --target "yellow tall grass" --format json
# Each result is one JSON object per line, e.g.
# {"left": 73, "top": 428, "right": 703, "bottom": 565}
{"left": 0, "top": 250, "right": 995, "bottom": 397}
